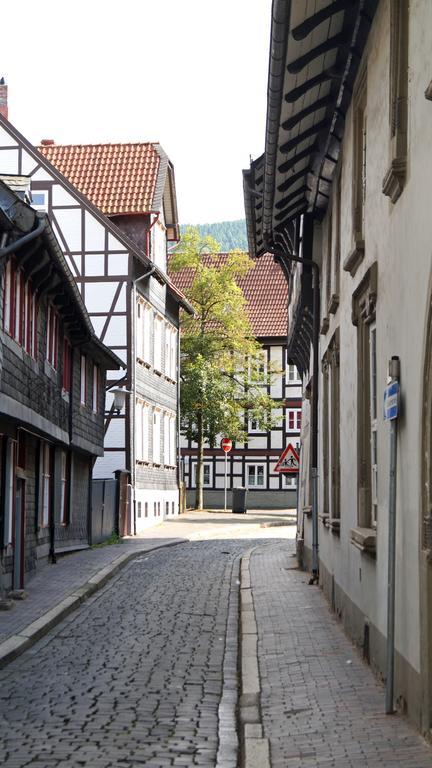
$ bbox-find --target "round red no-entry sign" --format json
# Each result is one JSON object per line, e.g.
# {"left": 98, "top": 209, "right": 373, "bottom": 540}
{"left": 221, "top": 438, "right": 232, "bottom": 453}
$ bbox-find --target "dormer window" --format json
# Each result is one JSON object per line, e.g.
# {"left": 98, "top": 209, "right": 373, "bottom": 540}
{"left": 31, "top": 191, "right": 48, "bottom": 211}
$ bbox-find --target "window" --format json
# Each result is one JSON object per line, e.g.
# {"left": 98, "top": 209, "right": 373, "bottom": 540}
{"left": 136, "top": 299, "right": 152, "bottom": 364}
{"left": 284, "top": 474, "right": 297, "bottom": 488}
{"left": 80, "top": 355, "right": 87, "bottom": 405}
{"left": 164, "top": 413, "right": 170, "bottom": 465}
{"left": 145, "top": 502, "right": 148, "bottom": 518}
{"left": 92, "top": 365, "right": 99, "bottom": 413}
{"left": 2, "top": 438, "right": 14, "bottom": 546}
{"left": 286, "top": 362, "right": 300, "bottom": 383}
{"left": 344, "top": 69, "right": 367, "bottom": 277}
{"left": 382, "top": 0, "right": 409, "bottom": 203}
{"left": 137, "top": 501, "right": 142, "bottom": 518}
{"left": 46, "top": 305, "right": 59, "bottom": 369}
{"left": 42, "top": 443, "right": 51, "bottom": 527}
{"left": 287, "top": 409, "right": 302, "bottom": 432}
{"left": 170, "top": 415, "right": 176, "bottom": 466}
{"left": 170, "top": 329, "right": 177, "bottom": 380}
{"left": 154, "top": 315, "right": 163, "bottom": 371}
{"left": 171, "top": 501, "right": 175, "bottom": 515}
{"left": 62, "top": 339, "right": 72, "bottom": 392}
{"left": 59, "top": 452, "right": 69, "bottom": 526}
{"left": 247, "top": 464, "right": 265, "bottom": 488}
{"left": 250, "top": 350, "right": 267, "bottom": 382}
{"left": 3, "top": 260, "right": 37, "bottom": 356}
{"left": 153, "top": 409, "right": 161, "bottom": 464}
{"left": 352, "top": 263, "right": 378, "bottom": 530}
{"left": 136, "top": 400, "right": 149, "bottom": 462}
{"left": 370, "top": 324, "right": 378, "bottom": 524}
{"left": 31, "top": 191, "right": 47, "bottom": 210}
{"left": 248, "top": 417, "right": 260, "bottom": 433}
{"left": 193, "top": 462, "right": 212, "bottom": 487}
{"left": 165, "top": 501, "right": 169, "bottom": 516}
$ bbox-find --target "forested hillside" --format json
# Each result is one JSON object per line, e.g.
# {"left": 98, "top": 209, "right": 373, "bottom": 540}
{"left": 180, "top": 219, "right": 248, "bottom": 251}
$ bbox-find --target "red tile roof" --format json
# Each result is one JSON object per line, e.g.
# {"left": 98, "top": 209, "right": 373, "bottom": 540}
{"left": 168, "top": 252, "right": 287, "bottom": 338}
{"left": 37, "top": 142, "right": 161, "bottom": 216}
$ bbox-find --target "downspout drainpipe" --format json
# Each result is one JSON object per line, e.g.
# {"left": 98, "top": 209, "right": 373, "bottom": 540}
{"left": 176, "top": 326, "right": 181, "bottom": 510}
{"left": 132, "top": 264, "right": 157, "bottom": 535}
{"left": 0, "top": 216, "right": 45, "bottom": 259}
{"left": 265, "top": 239, "right": 320, "bottom": 583}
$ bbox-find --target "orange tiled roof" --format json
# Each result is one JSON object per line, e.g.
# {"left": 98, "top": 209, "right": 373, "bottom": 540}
{"left": 168, "top": 252, "right": 287, "bottom": 338}
{"left": 37, "top": 142, "right": 161, "bottom": 216}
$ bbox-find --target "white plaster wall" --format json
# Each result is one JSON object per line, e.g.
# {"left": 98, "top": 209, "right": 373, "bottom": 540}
{"left": 314, "top": 0, "right": 432, "bottom": 674}
{"left": 134, "top": 488, "right": 179, "bottom": 533}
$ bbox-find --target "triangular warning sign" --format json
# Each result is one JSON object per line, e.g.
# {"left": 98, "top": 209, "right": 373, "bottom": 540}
{"left": 274, "top": 443, "right": 300, "bottom": 473}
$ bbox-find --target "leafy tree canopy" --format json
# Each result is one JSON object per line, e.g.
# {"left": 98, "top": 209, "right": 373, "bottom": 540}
{"left": 170, "top": 227, "right": 280, "bottom": 507}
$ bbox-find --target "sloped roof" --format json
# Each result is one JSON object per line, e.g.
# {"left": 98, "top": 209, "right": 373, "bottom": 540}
{"left": 168, "top": 252, "right": 287, "bottom": 339}
{"left": 38, "top": 141, "right": 162, "bottom": 216}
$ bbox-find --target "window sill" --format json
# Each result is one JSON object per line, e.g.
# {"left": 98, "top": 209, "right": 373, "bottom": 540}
{"left": 303, "top": 505, "right": 312, "bottom": 518}
{"left": 136, "top": 357, "right": 151, "bottom": 369}
{"left": 61, "top": 390, "right": 70, "bottom": 403}
{"left": 329, "top": 519, "right": 341, "bottom": 536}
{"left": 343, "top": 238, "right": 365, "bottom": 277}
{"left": 382, "top": 157, "right": 407, "bottom": 204}
{"left": 319, "top": 513, "right": 329, "bottom": 527}
{"left": 350, "top": 526, "right": 376, "bottom": 557}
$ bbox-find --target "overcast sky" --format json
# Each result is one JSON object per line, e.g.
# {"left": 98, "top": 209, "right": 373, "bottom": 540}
{"left": 1, "top": 0, "right": 270, "bottom": 224}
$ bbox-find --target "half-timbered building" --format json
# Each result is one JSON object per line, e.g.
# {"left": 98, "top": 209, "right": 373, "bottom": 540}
{"left": 0, "top": 178, "right": 121, "bottom": 591}
{"left": 171, "top": 253, "right": 301, "bottom": 509}
{"left": 0, "top": 94, "right": 192, "bottom": 534}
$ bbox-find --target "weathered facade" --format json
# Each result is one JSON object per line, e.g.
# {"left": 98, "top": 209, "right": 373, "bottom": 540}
{"left": 0, "top": 179, "right": 120, "bottom": 591}
{"left": 244, "top": 0, "right": 432, "bottom": 734}
{"left": 171, "top": 253, "right": 302, "bottom": 509}
{"left": 0, "top": 101, "right": 192, "bottom": 534}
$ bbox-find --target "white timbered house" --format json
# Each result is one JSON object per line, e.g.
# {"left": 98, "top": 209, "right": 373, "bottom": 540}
{"left": 171, "top": 253, "right": 302, "bottom": 509}
{"left": 0, "top": 103, "right": 192, "bottom": 533}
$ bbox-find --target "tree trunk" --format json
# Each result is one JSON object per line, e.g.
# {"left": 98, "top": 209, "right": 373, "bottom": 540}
{"left": 195, "top": 410, "right": 204, "bottom": 510}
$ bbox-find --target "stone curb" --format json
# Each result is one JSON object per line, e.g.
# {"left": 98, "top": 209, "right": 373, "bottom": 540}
{"left": 0, "top": 539, "right": 187, "bottom": 670}
{"left": 239, "top": 548, "right": 271, "bottom": 768}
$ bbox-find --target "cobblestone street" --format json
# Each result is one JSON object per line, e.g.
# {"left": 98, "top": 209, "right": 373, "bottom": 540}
{"left": 0, "top": 539, "right": 247, "bottom": 768}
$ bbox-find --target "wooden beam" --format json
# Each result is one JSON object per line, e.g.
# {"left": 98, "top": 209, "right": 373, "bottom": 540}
{"left": 291, "top": 1, "right": 356, "bottom": 41}
{"left": 278, "top": 143, "right": 317, "bottom": 174}
{"left": 280, "top": 118, "right": 329, "bottom": 155}
{"left": 277, "top": 166, "right": 311, "bottom": 194}
{"left": 274, "top": 195, "right": 307, "bottom": 222}
{"left": 287, "top": 32, "right": 347, "bottom": 75}
{"left": 285, "top": 68, "right": 342, "bottom": 103}
{"left": 275, "top": 184, "right": 309, "bottom": 211}
{"left": 282, "top": 93, "right": 335, "bottom": 131}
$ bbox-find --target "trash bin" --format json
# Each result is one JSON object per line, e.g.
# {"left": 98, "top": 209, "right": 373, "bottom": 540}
{"left": 232, "top": 486, "right": 248, "bottom": 514}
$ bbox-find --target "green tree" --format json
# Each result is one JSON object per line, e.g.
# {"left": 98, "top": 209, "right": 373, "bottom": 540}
{"left": 170, "top": 226, "right": 279, "bottom": 510}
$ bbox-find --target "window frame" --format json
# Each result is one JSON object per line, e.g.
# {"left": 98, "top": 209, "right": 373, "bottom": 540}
{"left": 246, "top": 463, "right": 266, "bottom": 489}
{"left": 80, "top": 354, "right": 87, "bottom": 406}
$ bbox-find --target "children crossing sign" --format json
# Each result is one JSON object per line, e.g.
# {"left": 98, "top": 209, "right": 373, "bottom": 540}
{"left": 274, "top": 443, "right": 300, "bottom": 474}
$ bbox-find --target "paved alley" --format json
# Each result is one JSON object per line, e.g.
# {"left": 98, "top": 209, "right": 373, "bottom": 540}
{"left": 250, "top": 542, "right": 432, "bottom": 768}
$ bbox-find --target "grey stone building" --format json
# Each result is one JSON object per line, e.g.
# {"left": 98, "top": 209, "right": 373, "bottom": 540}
{"left": 0, "top": 179, "right": 121, "bottom": 591}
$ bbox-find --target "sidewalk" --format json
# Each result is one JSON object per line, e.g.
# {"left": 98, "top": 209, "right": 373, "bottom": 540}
{"left": 249, "top": 542, "right": 432, "bottom": 768}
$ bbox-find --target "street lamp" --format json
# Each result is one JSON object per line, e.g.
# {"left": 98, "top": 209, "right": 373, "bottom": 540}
{"left": 110, "top": 386, "right": 131, "bottom": 415}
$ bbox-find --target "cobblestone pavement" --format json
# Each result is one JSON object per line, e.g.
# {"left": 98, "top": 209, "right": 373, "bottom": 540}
{"left": 251, "top": 542, "right": 432, "bottom": 768}
{"left": 0, "top": 538, "right": 264, "bottom": 768}
{"left": 0, "top": 538, "right": 183, "bottom": 644}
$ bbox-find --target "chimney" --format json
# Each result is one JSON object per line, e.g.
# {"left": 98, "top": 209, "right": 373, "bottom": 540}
{"left": 0, "top": 77, "right": 8, "bottom": 120}
{"left": 40, "top": 139, "right": 55, "bottom": 146}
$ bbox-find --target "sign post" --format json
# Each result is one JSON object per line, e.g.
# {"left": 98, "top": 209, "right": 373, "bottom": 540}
{"left": 384, "top": 357, "right": 400, "bottom": 714}
{"left": 220, "top": 438, "right": 232, "bottom": 512}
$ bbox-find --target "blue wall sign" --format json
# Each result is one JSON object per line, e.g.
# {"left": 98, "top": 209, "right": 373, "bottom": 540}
{"left": 384, "top": 381, "right": 399, "bottom": 421}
